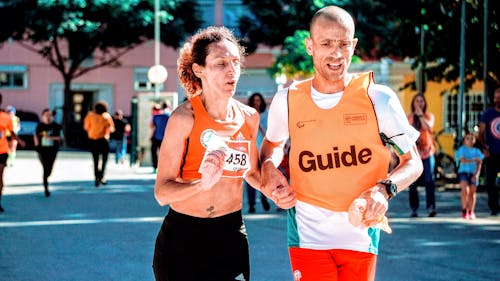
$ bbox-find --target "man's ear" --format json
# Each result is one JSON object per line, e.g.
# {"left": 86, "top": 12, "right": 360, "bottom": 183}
{"left": 305, "top": 38, "right": 313, "bottom": 56}
{"left": 192, "top": 63, "right": 203, "bottom": 78}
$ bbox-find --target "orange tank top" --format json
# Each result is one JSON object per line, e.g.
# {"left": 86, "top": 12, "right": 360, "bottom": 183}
{"left": 0, "top": 112, "right": 13, "bottom": 154}
{"left": 288, "top": 72, "right": 391, "bottom": 212}
{"left": 179, "top": 96, "right": 254, "bottom": 180}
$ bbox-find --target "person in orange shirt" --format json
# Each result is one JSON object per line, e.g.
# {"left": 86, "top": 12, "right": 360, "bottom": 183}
{"left": 260, "top": 6, "right": 422, "bottom": 281}
{"left": 0, "top": 93, "right": 25, "bottom": 213}
{"left": 151, "top": 26, "right": 294, "bottom": 281}
{"left": 84, "top": 101, "right": 114, "bottom": 187}
{"left": 407, "top": 92, "right": 437, "bottom": 217}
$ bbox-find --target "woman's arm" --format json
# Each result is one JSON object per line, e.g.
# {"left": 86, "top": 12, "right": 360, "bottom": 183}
{"left": 241, "top": 109, "right": 262, "bottom": 191}
{"left": 154, "top": 105, "right": 205, "bottom": 206}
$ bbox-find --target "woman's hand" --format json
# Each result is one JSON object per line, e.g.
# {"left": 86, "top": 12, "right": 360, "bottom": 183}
{"left": 200, "top": 150, "right": 226, "bottom": 191}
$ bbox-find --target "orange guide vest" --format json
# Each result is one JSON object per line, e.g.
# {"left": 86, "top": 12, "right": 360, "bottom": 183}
{"left": 288, "top": 72, "right": 391, "bottom": 212}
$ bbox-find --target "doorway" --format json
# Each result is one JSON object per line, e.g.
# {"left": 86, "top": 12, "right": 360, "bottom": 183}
{"left": 67, "top": 91, "right": 94, "bottom": 148}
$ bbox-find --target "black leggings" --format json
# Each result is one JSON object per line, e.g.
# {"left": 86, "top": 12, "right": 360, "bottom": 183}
{"left": 37, "top": 147, "right": 58, "bottom": 186}
{"left": 88, "top": 138, "right": 109, "bottom": 180}
{"left": 153, "top": 209, "right": 249, "bottom": 281}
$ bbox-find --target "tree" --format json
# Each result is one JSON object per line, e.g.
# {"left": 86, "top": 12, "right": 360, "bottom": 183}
{"left": 240, "top": 0, "right": 500, "bottom": 100}
{"left": 0, "top": 0, "right": 203, "bottom": 145}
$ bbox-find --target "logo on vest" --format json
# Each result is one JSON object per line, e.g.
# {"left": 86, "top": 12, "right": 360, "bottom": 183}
{"left": 343, "top": 113, "right": 367, "bottom": 125}
{"left": 298, "top": 145, "right": 372, "bottom": 172}
{"left": 296, "top": 119, "right": 316, "bottom": 128}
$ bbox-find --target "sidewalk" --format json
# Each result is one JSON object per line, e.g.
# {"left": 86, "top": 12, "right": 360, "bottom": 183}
{"left": 1, "top": 150, "right": 499, "bottom": 281}
{"left": 4, "top": 150, "right": 157, "bottom": 194}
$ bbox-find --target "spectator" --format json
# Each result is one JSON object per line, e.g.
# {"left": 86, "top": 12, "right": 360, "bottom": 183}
{"left": 245, "top": 92, "right": 270, "bottom": 213}
{"left": 110, "top": 110, "right": 131, "bottom": 164}
{"left": 150, "top": 104, "right": 169, "bottom": 173}
{"left": 478, "top": 87, "right": 500, "bottom": 216}
{"left": 407, "top": 92, "right": 437, "bottom": 217}
{"left": 455, "top": 132, "right": 484, "bottom": 220}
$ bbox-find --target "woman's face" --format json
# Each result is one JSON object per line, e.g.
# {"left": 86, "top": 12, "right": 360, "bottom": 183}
{"left": 252, "top": 96, "right": 262, "bottom": 110}
{"left": 413, "top": 96, "right": 426, "bottom": 110}
{"left": 194, "top": 39, "right": 241, "bottom": 98}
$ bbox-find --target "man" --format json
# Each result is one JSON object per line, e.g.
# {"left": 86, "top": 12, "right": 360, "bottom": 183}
{"left": 0, "top": 93, "right": 25, "bottom": 212}
{"left": 260, "top": 6, "right": 423, "bottom": 281}
{"left": 110, "top": 110, "right": 131, "bottom": 164}
{"left": 149, "top": 103, "right": 169, "bottom": 173}
{"left": 478, "top": 87, "right": 500, "bottom": 216}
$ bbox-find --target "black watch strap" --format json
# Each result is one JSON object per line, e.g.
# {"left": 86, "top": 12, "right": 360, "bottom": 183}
{"left": 377, "top": 179, "right": 397, "bottom": 200}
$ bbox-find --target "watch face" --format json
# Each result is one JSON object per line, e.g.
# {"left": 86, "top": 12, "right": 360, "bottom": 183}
{"left": 390, "top": 183, "right": 397, "bottom": 194}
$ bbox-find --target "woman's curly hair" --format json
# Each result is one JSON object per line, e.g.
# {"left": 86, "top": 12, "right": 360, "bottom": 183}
{"left": 177, "top": 26, "right": 245, "bottom": 99}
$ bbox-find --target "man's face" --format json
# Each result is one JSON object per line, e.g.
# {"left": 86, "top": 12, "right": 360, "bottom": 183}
{"left": 306, "top": 17, "right": 357, "bottom": 85}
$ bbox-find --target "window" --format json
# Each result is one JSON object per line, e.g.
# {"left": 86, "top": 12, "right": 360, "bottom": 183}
{"left": 198, "top": 0, "right": 216, "bottom": 28}
{"left": 443, "top": 91, "right": 484, "bottom": 133}
{"left": 134, "top": 67, "right": 164, "bottom": 92}
{"left": 197, "top": 0, "right": 249, "bottom": 36}
{"left": 0, "top": 65, "right": 28, "bottom": 89}
{"left": 223, "top": 0, "right": 247, "bottom": 36}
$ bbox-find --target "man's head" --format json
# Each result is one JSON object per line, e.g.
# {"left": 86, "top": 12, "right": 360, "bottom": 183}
{"left": 306, "top": 6, "right": 357, "bottom": 92}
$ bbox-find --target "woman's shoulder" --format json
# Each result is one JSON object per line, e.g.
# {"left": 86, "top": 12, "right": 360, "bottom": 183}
{"left": 168, "top": 101, "right": 195, "bottom": 127}
{"left": 234, "top": 99, "right": 259, "bottom": 125}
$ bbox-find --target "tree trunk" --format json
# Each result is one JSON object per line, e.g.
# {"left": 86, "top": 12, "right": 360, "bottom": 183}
{"left": 62, "top": 77, "right": 72, "bottom": 148}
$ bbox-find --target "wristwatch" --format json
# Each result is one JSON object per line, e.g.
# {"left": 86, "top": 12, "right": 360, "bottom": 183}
{"left": 376, "top": 179, "right": 397, "bottom": 200}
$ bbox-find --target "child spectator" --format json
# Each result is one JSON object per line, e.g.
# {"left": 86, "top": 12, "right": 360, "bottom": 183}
{"left": 455, "top": 132, "right": 484, "bottom": 220}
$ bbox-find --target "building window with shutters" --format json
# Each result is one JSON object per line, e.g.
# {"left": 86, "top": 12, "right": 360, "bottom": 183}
{"left": 443, "top": 91, "right": 484, "bottom": 133}
{"left": 134, "top": 67, "right": 164, "bottom": 92}
{"left": 0, "top": 65, "right": 28, "bottom": 89}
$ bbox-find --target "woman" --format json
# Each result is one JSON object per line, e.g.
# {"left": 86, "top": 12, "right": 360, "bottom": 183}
{"left": 83, "top": 101, "right": 114, "bottom": 187}
{"left": 245, "top": 92, "right": 271, "bottom": 213}
{"left": 33, "top": 109, "right": 63, "bottom": 197}
{"left": 408, "top": 92, "right": 437, "bottom": 217}
{"left": 152, "top": 26, "right": 266, "bottom": 281}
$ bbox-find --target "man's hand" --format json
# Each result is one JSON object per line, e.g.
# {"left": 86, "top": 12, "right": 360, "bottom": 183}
{"left": 261, "top": 161, "right": 296, "bottom": 209}
{"left": 199, "top": 150, "right": 226, "bottom": 191}
{"left": 348, "top": 187, "right": 392, "bottom": 233}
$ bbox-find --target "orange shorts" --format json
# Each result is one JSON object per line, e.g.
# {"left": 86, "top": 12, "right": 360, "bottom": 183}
{"left": 289, "top": 247, "right": 377, "bottom": 281}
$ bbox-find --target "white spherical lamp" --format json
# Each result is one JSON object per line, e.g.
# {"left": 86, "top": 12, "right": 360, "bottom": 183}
{"left": 147, "top": 64, "right": 168, "bottom": 84}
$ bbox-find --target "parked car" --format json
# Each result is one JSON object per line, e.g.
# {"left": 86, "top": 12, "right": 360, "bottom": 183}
{"left": 16, "top": 110, "right": 40, "bottom": 149}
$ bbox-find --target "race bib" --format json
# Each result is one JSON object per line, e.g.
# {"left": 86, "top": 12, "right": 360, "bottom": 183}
{"left": 199, "top": 129, "right": 251, "bottom": 178}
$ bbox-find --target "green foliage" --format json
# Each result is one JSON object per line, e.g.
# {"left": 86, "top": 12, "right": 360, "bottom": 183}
{"left": 0, "top": 0, "right": 203, "bottom": 143}
{"left": 268, "top": 30, "right": 313, "bottom": 79}
{"left": 240, "top": 0, "right": 500, "bottom": 96}
{"left": 0, "top": 0, "right": 202, "bottom": 75}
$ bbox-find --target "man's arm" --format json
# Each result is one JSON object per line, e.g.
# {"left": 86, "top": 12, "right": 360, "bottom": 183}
{"left": 260, "top": 138, "right": 296, "bottom": 209}
{"left": 477, "top": 122, "right": 489, "bottom": 157}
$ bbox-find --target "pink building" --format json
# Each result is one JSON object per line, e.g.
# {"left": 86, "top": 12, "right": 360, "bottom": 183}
{"left": 0, "top": 0, "right": 281, "bottom": 147}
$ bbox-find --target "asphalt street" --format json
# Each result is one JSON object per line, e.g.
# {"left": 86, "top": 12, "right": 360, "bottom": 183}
{"left": 1, "top": 150, "right": 499, "bottom": 281}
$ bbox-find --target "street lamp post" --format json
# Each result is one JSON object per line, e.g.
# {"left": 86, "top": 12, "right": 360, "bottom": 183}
{"left": 148, "top": 0, "right": 167, "bottom": 99}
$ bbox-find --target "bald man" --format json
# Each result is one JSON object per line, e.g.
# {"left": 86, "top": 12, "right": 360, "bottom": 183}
{"left": 260, "top": 6, "right": 423, "bottom": 281}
